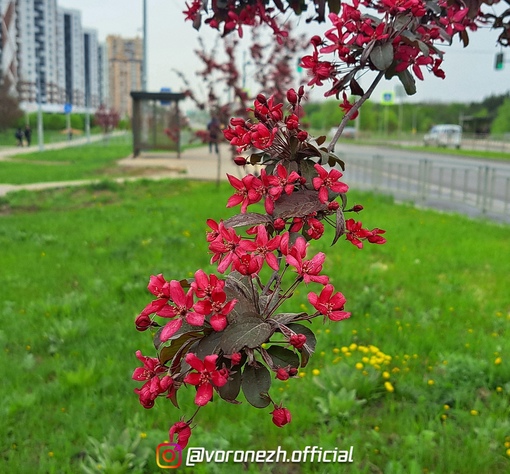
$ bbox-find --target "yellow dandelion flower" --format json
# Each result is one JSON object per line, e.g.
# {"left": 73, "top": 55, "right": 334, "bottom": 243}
{"left": 392, "top": 367, "right": 400, "bottom": 373}
{"left": 333, "top": 357, "right": 342, "bottom": 364}
{"left": 325, "top": 329, "right": 331, "bottom": 334}
{"left": 299, "top": 372, "right": 306, "bottom": 378}
{"left": 441, "top": 414, "right": 448, "bottom": 421}
{"left": 496, "top": 387, "right": 503, "bottom": 393}
{"left": 427, "top": 380, "right": 435, "bottom": 386}
{"left": 384, "top": 381, "right": 394, "bottom": 393}
{"left": 373, "top": 426, "right": 380, "bottom": 432}
{"left": 320, "top": 351, "right": 325, "bottom": 357}
{"left": 362, "top": 370, "right": 368, "bottom": 376}
{"left": 333, "top": 348, "right": 340, "bottom": 354}
{"left": 470, "top": 410, "right": 479, "bottom": 416}
{"left": 443, "top": 404, "right": 450, "bottom": 410}
{"left": 48, "top": 452, "right": 54, "bottom": 457}
{"left": 349, "top": 343, "right": 358, "bottom": 351}
{"left": 352, "top": 329, "right": 358, "bottom": 335}
{"left": 312, "top": 369, "right": 320, "bottom": 376}
{"left": 340, "top": 346, "right": 348, "bottom": 353}
{"left": 382, "top": 371, "right": 390, "bottom": 379}
{"left": 369, "top": 345, "right": 380, "bottom": 354}
{"left": 507, "top": 448, "right": 510, "bottom": 457}
{"left": 504, "top": 441, "right": 510, "bottom": 448}
{"left": 355, "top": 362, "right": 364, "bottom": 370}
{"left": 345, "top": 351, "right": 352, "bottom": 357}
{"left": 495, "top": 357, "right": 502, "bottom": 365}
{"left": 140, "top": 432, "right": 147, "bottom": 439}
{"left": 362, "top": 357, "right": 369, "bottom": 363}
{"left": 373, "top": 364, "right": 381, "bottom": 370}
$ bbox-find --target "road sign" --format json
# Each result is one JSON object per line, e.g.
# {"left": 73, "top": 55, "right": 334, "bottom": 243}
{"left": 160, "top": 87, "right": 172, "bottom": 105}
{"left": 64, "top": 103, "right": 72, "bottom": 114}
{"left": 381, "top": 91, "right": 394, "bottom": 105}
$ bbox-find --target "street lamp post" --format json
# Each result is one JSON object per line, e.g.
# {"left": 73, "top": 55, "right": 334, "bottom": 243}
{"left": 142, "top": 0, "right": 148, "bottom": 91}
{"left": 36, "top": 65, "right": 44, "bottom": 151}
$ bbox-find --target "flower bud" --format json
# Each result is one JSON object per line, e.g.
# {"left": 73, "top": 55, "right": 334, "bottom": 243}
{"left": 352, "top": 204, "right": 364, "bottom": 213}
{"left": 296, "top": 130, "right": 308, "bottom": 141}
{"left": 271, "top": 406, "right": 292, "bottom": 427}
{"left": 310, "top": 35, "right": 322, "bottom": 47}
{"left": 289, "top": 333, "right": 307, "bottom": 349}
{"left": 298, "top": 86, "right": 305, "bottom": 98}
{"left": 229, "top": 352, "right": 242, "bottom": 366}
{"left": 256, "top": 93, "right": 267, "bottom": 104}
{"left": 233, "top": 156, "right": 247, "bottom": 166}
{"left": 327, "top": 201, "right": 340, "bottom": 211}
{"left": 276, "top": 368, "right": 290, "bottom": 381}
{"left": 273, "top": 218, "right": 286, "bottom": 231}
{"left": 286, "top": 88, "right": 298, "bottom": 105}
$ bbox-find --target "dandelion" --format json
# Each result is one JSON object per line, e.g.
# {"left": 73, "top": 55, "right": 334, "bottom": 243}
{"left": 373, "top": 426, "right": 380, "bottom": 431}
{"left": 349, "top": 343, "right": 357, "bottom": 351}
{"left": 495, "top": 357, "right": 502, "bottom": 365}
{"left": 26, "top": 345, "right": 31, "bottom": 351}
{"left": 470, "top": 410, "right": 479, "bottom": 416}
{"left": 341, "top": 346, "right": 349, "bottom": 353}
{"left": 441, "top": 414, "right": 448, "bottom": 421}
{"left": 299, "top": 372, "right": 306, "bottom": 378}
{"left": 352, "top": 329, "right": 357, "bottom": 335}
{"left": 140, "top": 432, "right": 147, "bottom": 439}
{"left": 382, "top": 371, "right": 390, "bottom": 379}
{"left": 325, "top": 329, "right": 331, "bottom": 334}
{"left": 355, "top": 362, "right": 363, "bottom": 370}
{"left": 392, "top": 367, "right": 400, "bottom": 373}
{"left": 312, "top": 369, "right": 320, "bottom": 376}
{"left": 332, "top": 348, "right": 340, "bottom": 354}
{"left": 496, "top": 387, "right": 503, "bottom": 393}
{"left": 48, "top": 452, "right": 54, "bottom": 457}
{"left": 443, "top": 404, "right": 450, "bottom": 410}
{"left": 504, "top": 441, "right": 510, "bottom": 448}
{"left": 320, "top": 351, "right": 325, "bottom": 357}
{"left": 384, "top": 381, "right": 394, "bottom": 393}
{"left": 507, "top": 448, "right": 510, "bottom": 457}
{"left": 427, "top": 379, "right": 435, "bottom": 386}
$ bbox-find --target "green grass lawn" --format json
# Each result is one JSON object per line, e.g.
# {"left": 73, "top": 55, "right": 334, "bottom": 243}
{"left": 0, "top": 143, "right": 133, "bottom": 184}
{"left": 0, "top": 180, "right": 509, "bottom": 473}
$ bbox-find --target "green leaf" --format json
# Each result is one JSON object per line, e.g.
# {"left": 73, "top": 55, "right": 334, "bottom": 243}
{"left": 224, "top": 272, "right": 259, "bottom": 323}
{"left": 266, "top": 346, "right": 300, "bottom": 369}
{"left": 195, "top": 330, "right": 224, "bottom": 359}
{"left": 397, "top": 70, "right": 417, "bottom": 96}
{"left": 154, "top": 321, "right": 199, "bottom": 350}
{"left": 159, "top": 332, "right": 201, "bottom": 365}
{"left": 370, "top": 43, "right": 394, "bottom": 71}
{"left": 269, "top": 312, "right": 306, "bottom": 325}
{"left": 218, "top": 367, "right": 242, "bottom": 403}
{"left": 332, "top": 207, "right": 346, "bottom": 246}
{"left": 224, "top": 213, "right": 272, "bottom": 229}
{"left": 241, "top": 364, "right": 271, "bottom": 408}
{"left": 287, "top": 323, "right": 317, "bottom": 367}
{"left": 220, "top": 317, "right": 273, "bottom": 354}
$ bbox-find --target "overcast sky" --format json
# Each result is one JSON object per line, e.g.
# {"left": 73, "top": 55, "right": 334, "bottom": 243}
{"left": 59, "top": 0, "right": 509, "bottom": 106}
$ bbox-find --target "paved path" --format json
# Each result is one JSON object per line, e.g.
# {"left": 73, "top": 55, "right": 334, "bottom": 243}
{"left": 0, "top": 143, "right": 244, "bottom": 197}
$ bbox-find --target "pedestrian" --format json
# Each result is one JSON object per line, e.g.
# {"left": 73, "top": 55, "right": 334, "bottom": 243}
{"left": 207, "top": 117, "right": 221, "bottom": 154}
{"left": 24, "top": 125, "right": 32, "bottom": 147}
{"left": 15, "top": 127, "right": 23, "bottom": 147}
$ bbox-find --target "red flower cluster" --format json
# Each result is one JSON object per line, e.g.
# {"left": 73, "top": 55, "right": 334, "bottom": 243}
{"left": 135, "top": 272, "right": 237, "bottom": 342}
{"left": 133, "top": 90, "right": 386, "bottom": 444}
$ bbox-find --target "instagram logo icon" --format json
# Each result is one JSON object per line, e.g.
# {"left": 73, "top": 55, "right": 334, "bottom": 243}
{"left": 156, "top": 442, "right": 182, "bottom": 469}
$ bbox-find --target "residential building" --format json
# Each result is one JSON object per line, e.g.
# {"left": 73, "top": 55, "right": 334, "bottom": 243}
{"left": 0, "top": 0, "right": 18, "bottom": 95}
{"left": 107, "top": 35, "right": 142, "bottom": 118}
{"left": 97, "top": 41, "right": 109, "bottom": 106}
{"left": 83, "top": 28, "right": 99, "bottom": 108}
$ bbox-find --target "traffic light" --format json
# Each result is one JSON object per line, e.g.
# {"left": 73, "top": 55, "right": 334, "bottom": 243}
{"left": 495, "top": 52, "right": 504, "bottom": 70}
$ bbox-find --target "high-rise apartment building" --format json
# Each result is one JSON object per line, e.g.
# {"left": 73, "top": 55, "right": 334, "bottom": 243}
{"left": 107, "top": 35, "right": 142, "bottom": 118}
{"left": 0, "top": 2, "right": 144, "bottom": 116}
{"left": 0, "top": 0, "right": 18, "bottom": 95}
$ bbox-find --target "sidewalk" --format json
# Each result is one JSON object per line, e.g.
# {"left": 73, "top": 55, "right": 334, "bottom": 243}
{"left": 0, "top": 143, "right": 245, "bottom": 197}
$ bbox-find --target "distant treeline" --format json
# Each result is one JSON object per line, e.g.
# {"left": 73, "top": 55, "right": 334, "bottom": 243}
{"left": 304, "top": 92, "right": 510, "bottom": 136}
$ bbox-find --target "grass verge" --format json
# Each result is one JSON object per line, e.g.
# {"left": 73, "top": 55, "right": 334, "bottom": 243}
{"left": 0, "top": 180, "right": 508, "bottom": 473}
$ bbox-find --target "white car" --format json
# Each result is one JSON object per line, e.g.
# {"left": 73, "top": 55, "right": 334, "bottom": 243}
{"left": 424, "top": 124, "right": 462, "bottom": 148}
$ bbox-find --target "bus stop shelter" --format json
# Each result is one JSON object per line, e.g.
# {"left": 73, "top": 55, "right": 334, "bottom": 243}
{"left": 130, "top": 91, "right": 187, "bottom": 158}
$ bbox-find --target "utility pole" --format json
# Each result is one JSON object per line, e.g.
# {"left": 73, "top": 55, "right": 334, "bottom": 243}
{"left": 142, "top": 0, "right": 148, "bottom": 91}
{"left": 36, "top": 64, "right": 44, "bottom": 151}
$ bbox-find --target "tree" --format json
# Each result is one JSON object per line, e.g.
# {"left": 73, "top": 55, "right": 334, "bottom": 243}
{"left": 491, "top": 97, "right": 510, "bottom": 134}
{"left": 0, "top": 75, "right": 23, "bottom": 131}
{"left": 94, "top": 104, "right": 120, "bottom": 134}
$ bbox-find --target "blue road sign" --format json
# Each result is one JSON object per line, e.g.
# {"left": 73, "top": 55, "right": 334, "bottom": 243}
{"left": 64, "top": 103, "right": 72, "bottom": 114}
{"left": 160, "top": 87, "right": 171, "bottom": 106}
